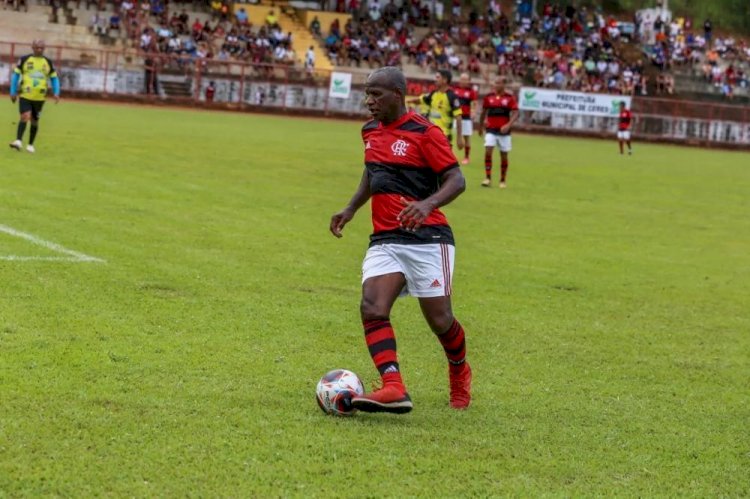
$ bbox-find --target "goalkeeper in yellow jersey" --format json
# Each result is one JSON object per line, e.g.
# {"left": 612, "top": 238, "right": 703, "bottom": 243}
{"left": 9, "top": 40, "right": 60, "bottom": 153}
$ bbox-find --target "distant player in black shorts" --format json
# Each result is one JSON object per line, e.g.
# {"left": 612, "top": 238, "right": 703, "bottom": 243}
{"left": 9, "top": 39, "right": 60, "bottom": 153}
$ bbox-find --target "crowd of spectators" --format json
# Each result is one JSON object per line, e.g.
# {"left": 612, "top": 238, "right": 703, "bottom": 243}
{"left": 85, "top": 0, "right": 297, "bottom": 70}
{"left": 14, "top": 0, "right": 748, "bottom": 100}
{"left": 319, "top": 0, "right": 749, "bottom": 99}
{"left": 636, "top": 12, "right": 749, "bottom": 100}
{"left": 318, "top": 0, "right": 653, "bottom": 96}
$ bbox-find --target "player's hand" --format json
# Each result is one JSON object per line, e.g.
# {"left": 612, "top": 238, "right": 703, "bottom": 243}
{"left": 10, "top": 95, "right": 17, "bottom": 104}
{"left": 330, "top": 208, "right": 354, "bottom": 238}
{"left": 477, "top": 127, "right": 484, "bottom": 137}
{"left": 456, "top": 137, "right": 464, "bottom": 150}
{"left": 500, "top": 124, "right": 510, "bottom": 134}
{"left": 398, "top": 196, "right": 434, "bottom": 232}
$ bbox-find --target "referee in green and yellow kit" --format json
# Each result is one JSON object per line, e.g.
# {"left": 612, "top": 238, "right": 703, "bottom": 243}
{"left": 9, "top": 39, "right": 60, "bottom": 153}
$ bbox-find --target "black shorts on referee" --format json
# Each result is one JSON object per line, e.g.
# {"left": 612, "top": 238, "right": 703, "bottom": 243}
{"left": 19, "top": 98, "right": 45, "bottom": 121}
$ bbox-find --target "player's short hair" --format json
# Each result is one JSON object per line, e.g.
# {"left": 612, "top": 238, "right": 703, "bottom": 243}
{"left": 438, "top": 69, "right": 453, "bottom": 84}
{"left": 368, "top": 66, "right": 406, "bottom": 96}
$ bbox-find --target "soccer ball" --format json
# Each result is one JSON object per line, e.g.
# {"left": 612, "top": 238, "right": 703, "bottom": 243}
{"left": 316, "top": 369, "right": 365, "bottom": 416}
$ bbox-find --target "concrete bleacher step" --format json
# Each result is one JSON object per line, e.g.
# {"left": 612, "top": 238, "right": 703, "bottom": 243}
{"left": 235, "top": 4, "right": 332, "bottom": 71}
{"left": 0, "top": 6, "right": 99, "bottom": 46}
{"left": 281, "top": 10, "right": 332, "bottom": 72}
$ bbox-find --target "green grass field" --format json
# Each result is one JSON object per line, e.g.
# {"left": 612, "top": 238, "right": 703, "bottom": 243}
{"left": 1, "top": 100, "right": 748, "bottom": 496}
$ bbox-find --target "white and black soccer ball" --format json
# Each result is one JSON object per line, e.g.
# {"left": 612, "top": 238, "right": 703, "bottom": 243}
{"left": 316, "top": 369, "right": 365, "bottom": 416}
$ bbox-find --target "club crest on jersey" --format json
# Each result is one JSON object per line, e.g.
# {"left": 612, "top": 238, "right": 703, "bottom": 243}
{"left": 391, "top": 139, "right": 409, "bottom": 157}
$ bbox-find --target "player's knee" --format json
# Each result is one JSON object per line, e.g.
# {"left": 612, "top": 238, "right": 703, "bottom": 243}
{"left": 360, "top": 297, "right": 388, "bottom": 322}
{"left": 20, "top": 113, "right": 32, "bottom": 122}
{"left": 427, "top": 309, "right": 454, "bottom": 334}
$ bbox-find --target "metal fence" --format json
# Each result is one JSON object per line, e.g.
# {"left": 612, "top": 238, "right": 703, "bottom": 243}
{"left": 519, "top": 98, "right": 750, "bottom": 147}
{"left": 2, "top": 40, "right": 749, "bottom": 147}
{"left": 0, "top": 41, "right": 363, "bottom": 114}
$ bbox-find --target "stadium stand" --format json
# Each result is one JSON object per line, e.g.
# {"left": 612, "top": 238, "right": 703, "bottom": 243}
{"left": 1, "top": 0, "right": 747, "bottom": 105}
{"left": 312, "top": 0, "right": 748, "bottom": 101}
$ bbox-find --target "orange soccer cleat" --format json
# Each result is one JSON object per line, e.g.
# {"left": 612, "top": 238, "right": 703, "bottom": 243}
{"left": 449, "top": 362, "right": 472, "bottom": 409}
{"left": 352, "top": 384, "right": 413, "bottom": 414}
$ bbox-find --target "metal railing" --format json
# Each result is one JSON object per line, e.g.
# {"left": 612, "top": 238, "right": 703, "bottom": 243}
{"left": 3, "top": 40, "right": 748, "bottom": 147}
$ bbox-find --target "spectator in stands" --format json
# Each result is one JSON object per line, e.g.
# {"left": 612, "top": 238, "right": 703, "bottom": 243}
{"left": 121, "top": 0, "right": 133, "bottom": 16}
{"left": 210, "top": 0, "right": 222, "bottom": 20}
{"left": 265, "top": 10, "right": 278, "bottom": 27}
{"left": 90, "top": 11, "right": 108, "bottom": 36}
{"left": 109, "top": 12, "right": 121, "bottom": 34}
{"left": 151, "top": 0, "right": 165, "bottom": 19}
{"left": 191, "top": 18, "right": 203, "bottom": 37}
{"left": 305, "top": 45, "right": 315, "bottom": 75}
{"left": 310, "top": 15, "right": 321, "bottom": 37}
{"left": 704, "top": 18, "right": 712, "bottom": 45}
{"left": 235, "top": 8, "right": 249, "bottom": 26}
{"left": 368, "top": 0, "right": 381, "bottom": 22}
{"left": 205, "top": 81, "right": 216, "bottom": 102}
{"left": 144, "top": 51, "right": 159, "bottom": 95}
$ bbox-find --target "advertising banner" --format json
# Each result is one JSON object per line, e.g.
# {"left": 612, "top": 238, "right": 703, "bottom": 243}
{"left": 519, "top": 87, "right": 632, "bottom": 117}
{"left": 328, "top": 71, "right": 352, "bottom": 99}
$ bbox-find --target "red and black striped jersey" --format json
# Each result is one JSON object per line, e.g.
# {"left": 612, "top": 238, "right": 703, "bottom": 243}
{"left": 482, "top": 92, "right": 518, "bottom": 135}
{"left": 362, "top": 110, "right": 459, "bottom": 246}
{"left": 453, "top": 86, "right": 478, "bottom": 117}
{"left": 619, "top": 109, "right": 632, "bottom": 130}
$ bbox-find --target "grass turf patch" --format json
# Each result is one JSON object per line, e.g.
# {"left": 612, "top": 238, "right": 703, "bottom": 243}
{"left": 1, "top": 101, "right": 748, "bottom": 496}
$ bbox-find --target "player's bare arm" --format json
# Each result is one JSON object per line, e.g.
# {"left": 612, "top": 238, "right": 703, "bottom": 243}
{"left": 330, "top": 169, "right": 371, "bottom": 238}
{"left": 501, "top": 109, "right": 519, "bottom": 135}
{"left": 478, "top": 109, "right": 488, "bottom": 136}
{"left": 455, "top": 118, "right": 464, "bottom": 150}
{"left": 398, "top": 167, "right": 466, "bottom": 231}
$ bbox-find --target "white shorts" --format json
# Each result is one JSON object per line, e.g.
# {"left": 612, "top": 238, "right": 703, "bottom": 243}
{"left": 484, "top": 132, "right": 512, "bottom": 152}
{"left": 453, "top": 118, "right": 473, "bottom": 136}
{"left": 617, "top": 130, "right": 631, "bottom": 140}
{"left": 362, "top": 243, "right": 455, "bottom": 298}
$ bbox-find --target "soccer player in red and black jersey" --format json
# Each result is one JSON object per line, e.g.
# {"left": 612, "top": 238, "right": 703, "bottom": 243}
{"left": 453, "top": 72, "right": 478, "bottom": 165}
{"left": 329, "top": 67, "right": 472, "bottom": 413}
{"left": 617, "top": 101, "right": 634, "bottom": 155}
{"left": 478, "top": 76, "right": 519, "bottom": 188}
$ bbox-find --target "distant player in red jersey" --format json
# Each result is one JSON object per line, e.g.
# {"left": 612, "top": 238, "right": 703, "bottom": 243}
{"left": 617, "top": 101, "right": 634, "bottom": 155}
{"left": 329, "top": 66, "right": 472, "bottom": 413}
{"left": 453, "top": 72, "right": 478, "bottom": 165}
{"left": 478, "top": 76, "right": 519, "bottom": 188}
{"left": 205, "top": 81, "right": 216, "bottom": 102}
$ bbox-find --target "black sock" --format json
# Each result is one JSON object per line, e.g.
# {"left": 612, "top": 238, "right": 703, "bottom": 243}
{"left": 29, "top": 124, "right": 38, "bottom": 145}
{"left": 16, "top": 121, "right": 27, "bottom": 141}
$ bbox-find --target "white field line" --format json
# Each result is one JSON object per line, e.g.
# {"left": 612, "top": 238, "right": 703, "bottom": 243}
{"left": 0, "top": 224, "right": 105, "bottom": 263}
